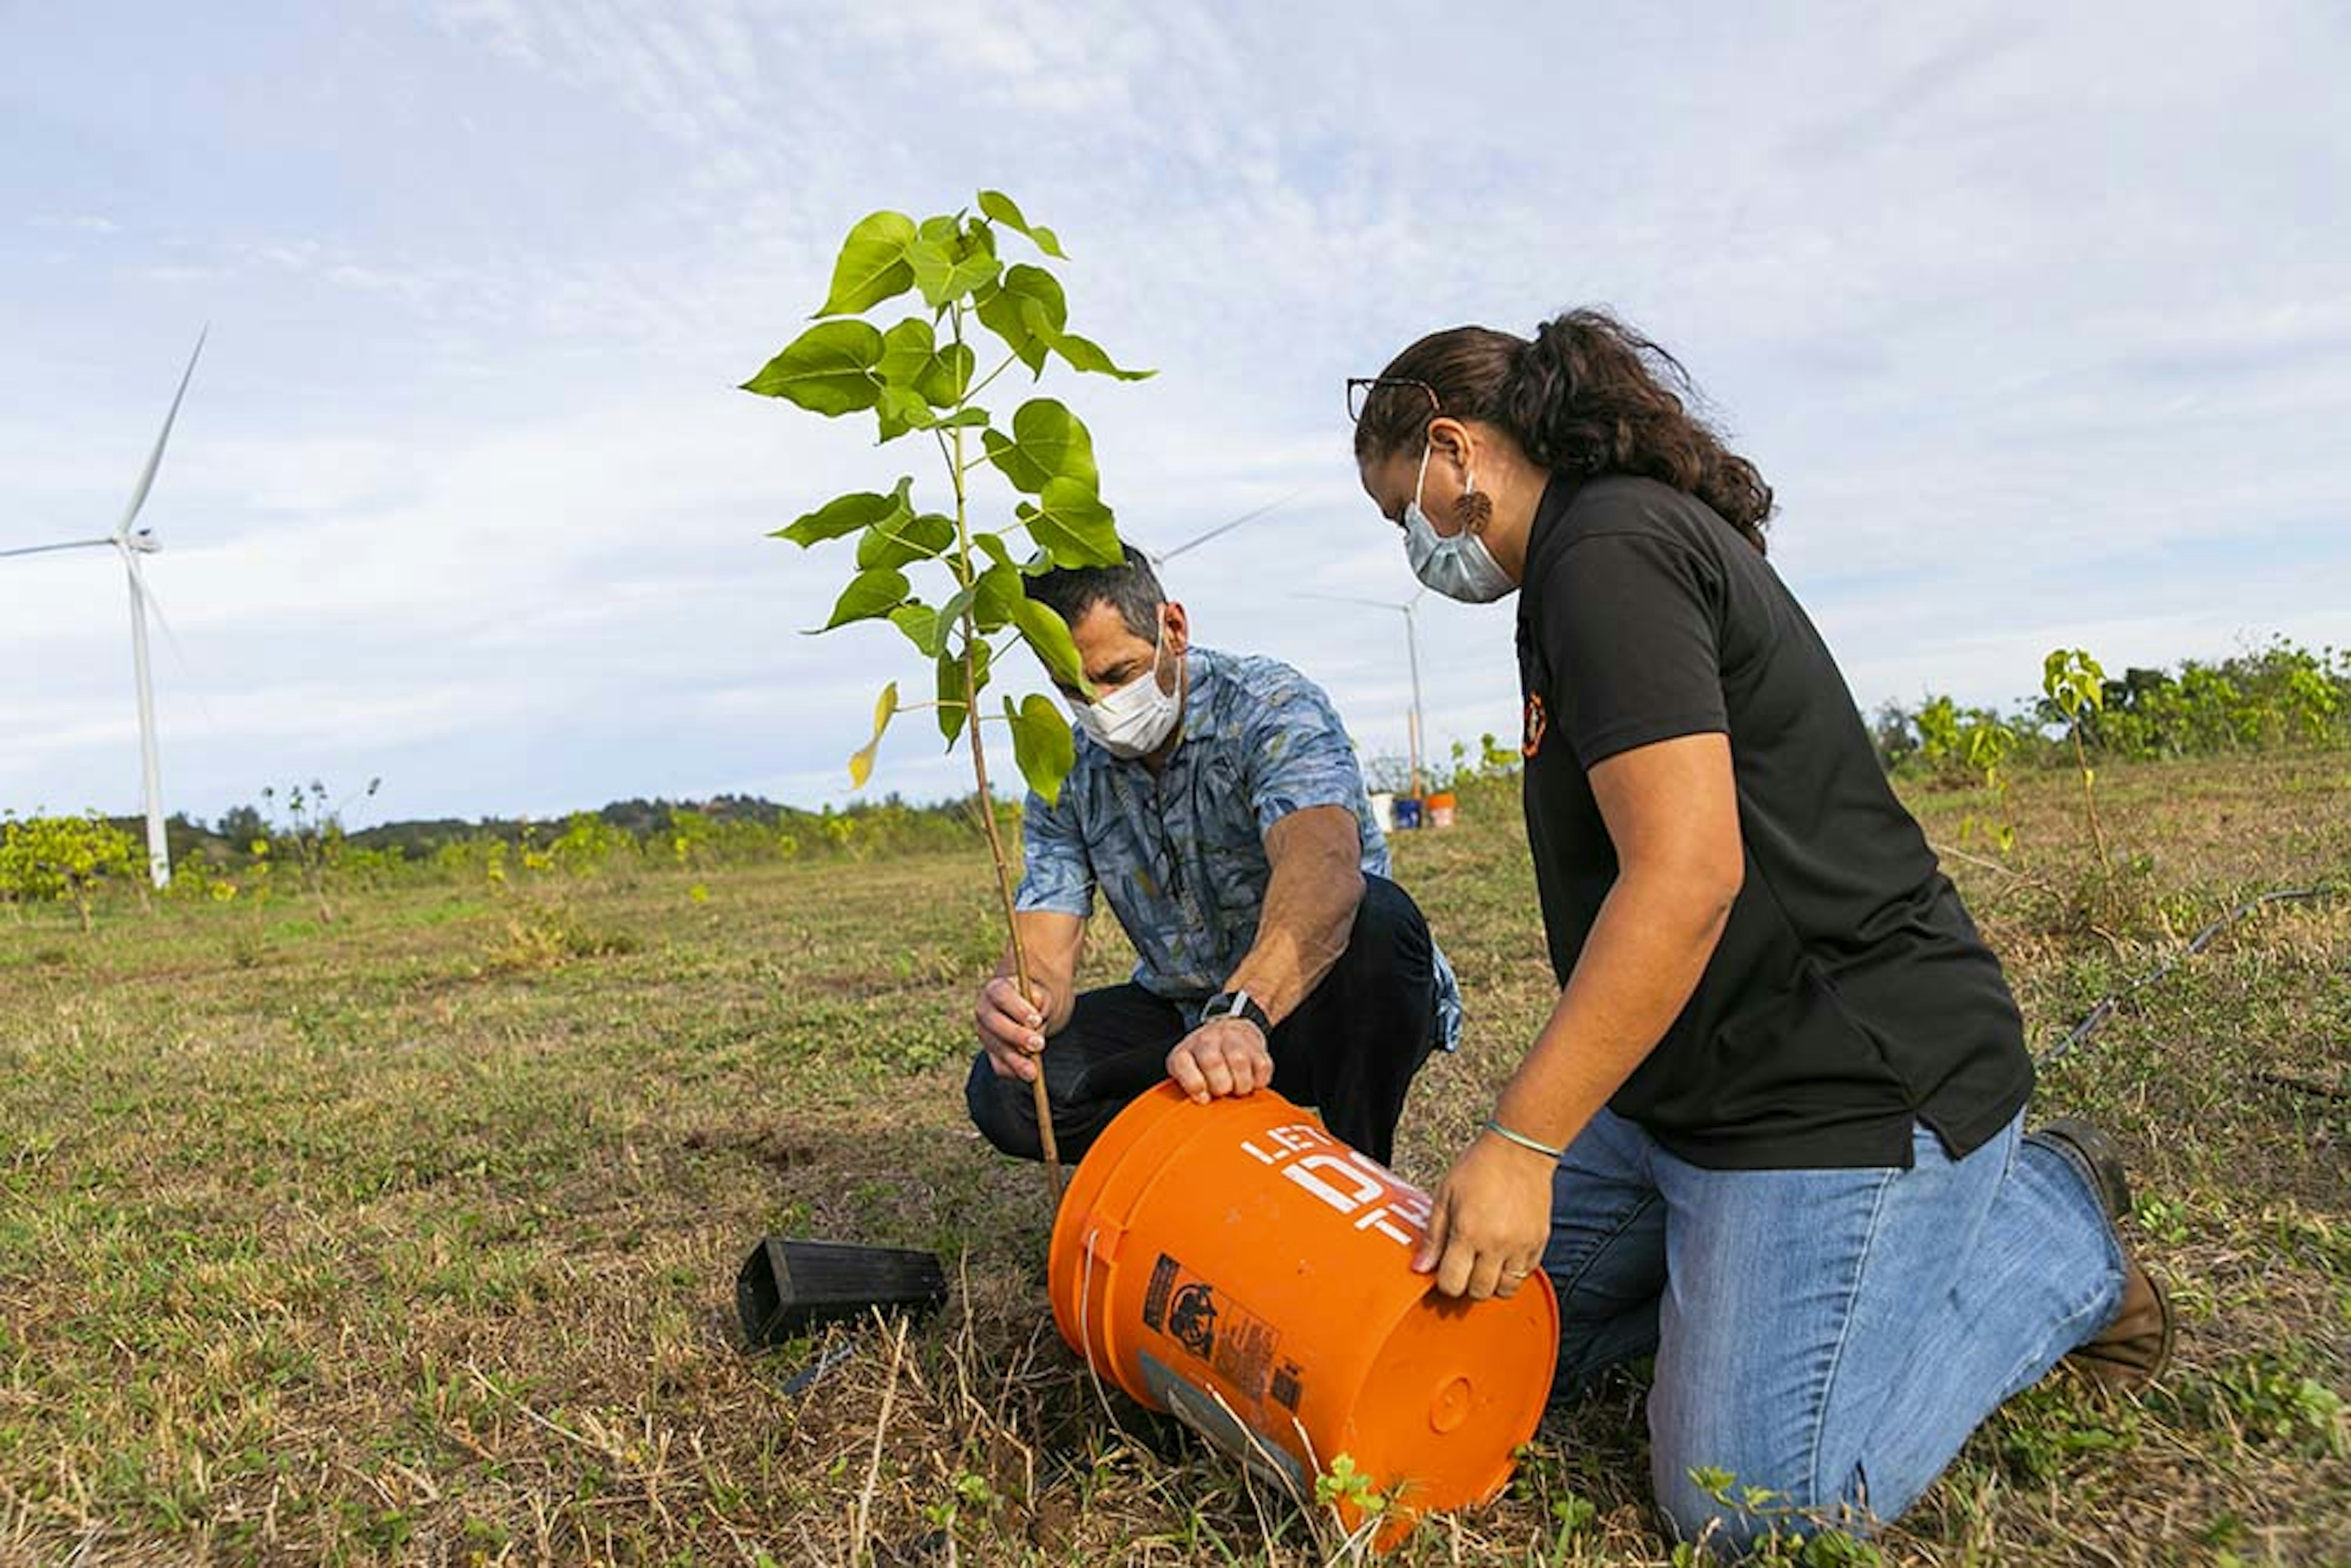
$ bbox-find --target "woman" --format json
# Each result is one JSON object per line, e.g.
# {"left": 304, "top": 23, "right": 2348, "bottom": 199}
{"left": 1346, "top": 311, "right": 2171, "bottom": 1552}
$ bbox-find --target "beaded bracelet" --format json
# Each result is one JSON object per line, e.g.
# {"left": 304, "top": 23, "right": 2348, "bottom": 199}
{"left": 1482, "top": 1118, "right": 1566, "bottom": 1162}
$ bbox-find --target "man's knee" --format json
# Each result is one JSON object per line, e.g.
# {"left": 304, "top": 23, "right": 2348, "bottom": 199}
{"left": 1316, "top": 876, "right": 1434, "bottom": 1030}
{"left": 964, "top": 1050, "right": 1043, "bottom": 1161}
{"left": 1348, "top": 874, "right": 1433, "bottom": 967}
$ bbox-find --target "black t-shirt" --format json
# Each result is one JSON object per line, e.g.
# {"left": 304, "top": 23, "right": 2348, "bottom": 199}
{"left": 1516, "top": 474, "right": 2033, "bottom": 1169}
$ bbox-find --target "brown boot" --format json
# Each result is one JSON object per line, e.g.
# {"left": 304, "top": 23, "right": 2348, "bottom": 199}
{"left": 2029, "top": 1117, "right": 2175, "bottom": 1389}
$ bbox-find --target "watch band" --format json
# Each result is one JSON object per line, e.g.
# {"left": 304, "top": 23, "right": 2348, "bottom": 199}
{"left": 1202, "top": 988, "right": 1272, "bottom": 1035}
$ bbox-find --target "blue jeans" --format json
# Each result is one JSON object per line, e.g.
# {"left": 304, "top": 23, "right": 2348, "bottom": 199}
{"left": 1543, "top": 1108, "right": 2124, "bottom": 1553}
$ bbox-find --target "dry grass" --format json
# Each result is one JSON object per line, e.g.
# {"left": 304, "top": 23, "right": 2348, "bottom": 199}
{"left": 0, "top": 751, "right": 2344, "bottom": 1566}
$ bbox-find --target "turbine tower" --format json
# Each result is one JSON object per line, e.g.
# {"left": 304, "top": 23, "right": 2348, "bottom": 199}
{"left": 1299, "top": 587, "right": 1430, "bottom": 796}
{"left": 0, "top": 330, "right": 208, "bottom": 888}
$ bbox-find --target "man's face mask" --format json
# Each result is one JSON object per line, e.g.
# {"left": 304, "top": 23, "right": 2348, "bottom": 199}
{"left": 1069, "top": 620, "right": 1181, "bottom": 759}
{"left": 1403, "top": 442, "right": 1515, "bottom": 603}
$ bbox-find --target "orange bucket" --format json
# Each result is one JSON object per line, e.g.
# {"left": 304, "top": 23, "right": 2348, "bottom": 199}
{"left": 1048, "top": 1082, "right": 1558, "bottom": 1547}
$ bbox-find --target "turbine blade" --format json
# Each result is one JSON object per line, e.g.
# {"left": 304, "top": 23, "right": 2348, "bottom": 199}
{"left": 115, "top": 326, "right": 208, "bottom": 539}
{"left": 1157, "top": 489, "right": 1305, "bottom": 561}
{"left": 0, "top": 536, "right": 116, "bottom": 560}
{"left": 1295, "top": 590, "right": 1402, "bottom": 610}
{"left": 121, "top": 546, "right": 219, "bottom": 736}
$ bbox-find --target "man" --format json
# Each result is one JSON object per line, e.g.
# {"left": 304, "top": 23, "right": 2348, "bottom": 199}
{"left": 966, "top": 545, "right": 1461, "bottom": 1168}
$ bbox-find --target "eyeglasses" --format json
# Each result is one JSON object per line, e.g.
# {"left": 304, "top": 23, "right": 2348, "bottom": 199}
{"left": 1346, "top": 376, "right": 1440, "bottom": 424}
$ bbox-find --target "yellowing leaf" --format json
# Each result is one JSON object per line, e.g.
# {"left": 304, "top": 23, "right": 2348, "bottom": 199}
{"left": 848, "top": 680, "right": 898, "bottom": 788}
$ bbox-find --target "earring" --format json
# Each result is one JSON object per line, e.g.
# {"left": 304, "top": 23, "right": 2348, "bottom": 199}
{"left": 1454, "top": 476, "right": 1494, "bottom": 534}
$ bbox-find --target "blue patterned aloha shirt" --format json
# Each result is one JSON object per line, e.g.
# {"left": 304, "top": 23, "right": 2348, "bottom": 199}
{"left": 1016, "top": 646, "right": 1463, "bottom": 1051}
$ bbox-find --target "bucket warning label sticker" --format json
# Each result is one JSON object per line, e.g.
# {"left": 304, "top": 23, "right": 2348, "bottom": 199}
{"left": 1137, "top": 1251, "right": 1286, "bottom": 1407}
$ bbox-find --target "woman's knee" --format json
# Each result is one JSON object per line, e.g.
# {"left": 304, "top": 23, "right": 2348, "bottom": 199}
{"left": 1649, "top": 1421, "right": 1870, "bottom": 1558}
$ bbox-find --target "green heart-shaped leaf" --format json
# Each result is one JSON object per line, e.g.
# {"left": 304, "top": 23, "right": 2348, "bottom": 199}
{"left": 820, "top": 566, "right": 909, "bottom": 631}
{"left": 975, "top": 264, "right": 1067, "bottom": 374}
{"left": 887, "top": 602, "right": 938, "bottom": 656}
{"left": 875, "top": 383, "right": 937, "bottom": 440}
{"left": 936, "top": 638, "right": 992, "bottom": 744}
{"left": 875, "top": 318, "right": 937, "bottom": 389}
{"left": 909, "top": 224, "right": 1006, "bottom": 310}
{"left": 1004, "top": 692, "right": 1078, "bottom": 805}
{"left": 1020, "top": 477, "right": 1122, "bottom": 567}
{"left": 817, "top": 211, "right": 918, "bottom": 317}
{"left": 1049, "top": 328, "right": 1152, "bottom": 381}
{"left": 918, "top": 343, "right": 976, "bottom": 407}
{"left": 772, "top": 478, "right": 913, "bottom": 547}
{"left": 977, "top": 190, "right": 1067, "bottom": 260}
{"left": 972, "top": 563, "right": 1024, "bottom": 632}
{"left": 857, "top": 510, "right": 956, "bottom": 571}
{"left": 982, "top": 398, "right": 1098, "bottom": 495}
{"left": 743, "top": 321, "right": 885, "bottom": 415}
{"left": 1011, "top": 591, "right": 1089, "bottom": 695}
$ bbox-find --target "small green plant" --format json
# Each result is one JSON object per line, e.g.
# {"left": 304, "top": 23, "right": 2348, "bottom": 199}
{"left": 1313, "top": 1452, "right": 1389, "bottom": 1518}
{"left": 743, "top": 190, "right": 1149, "bottom": 1194}
{"left": 2187, "top": 1354, "right": 2350, "bottom": 1459}
{"left": 1681, "top": 1468, "right": 1889, "bottom": 1566}
{"left": 1550, "top": 1490, "right": 1599, "bottom": 1540}
{"left": 257, "top": 777, "right": 381, "bottom": 923}
{"left": 921, "top": 1468, "right": 1002, "bottom": 1535}
{"left": 0, "top": 812, "right": 139, "bottom": 932}
{"left": 1442, "top": 732, "right": 1523, "bottom": 791}
{"left": 1990, "top": 1380, "right": 2134, "bottom": 1482}
{"left": 1957, "top": 712, "right": 2021, "bottom": 852}
{"left": 1916, "top": 693, "right": 1964, "bottom": 770}
{"left": 2042, "top": 648, "right": 2112, "bottom": 869}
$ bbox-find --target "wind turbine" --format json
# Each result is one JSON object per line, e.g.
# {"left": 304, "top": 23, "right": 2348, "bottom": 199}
{"left": 0, "top": 330, "right": 208, "bottom": 888}
{"left": 1297, "top": 586, "right": 1430, "bottom": 797}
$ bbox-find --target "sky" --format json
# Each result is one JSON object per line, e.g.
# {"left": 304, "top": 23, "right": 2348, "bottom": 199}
{"left": 4, "top": 1, "right": 2348, "bottom": 828}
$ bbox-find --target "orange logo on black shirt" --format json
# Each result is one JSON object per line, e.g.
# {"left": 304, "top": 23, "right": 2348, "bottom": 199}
{"left": 1523, "top": 693, "right": 1548, "bottom": 758}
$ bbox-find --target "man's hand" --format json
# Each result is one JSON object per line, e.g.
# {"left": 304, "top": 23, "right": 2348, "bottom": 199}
{"left": 975, "top": 975, "right": 1054, "bottom": 1083}
{"left": 1412, "top": 1133, "right": 1556, "bottom": 1300}
{"left": 1167, "top": 1017, "right": 1274, "bottom": 1103}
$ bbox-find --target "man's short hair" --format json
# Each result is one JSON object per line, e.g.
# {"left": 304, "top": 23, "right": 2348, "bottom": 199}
{"left": 1027, "top": 544, "right": 1166, "bottom": 644}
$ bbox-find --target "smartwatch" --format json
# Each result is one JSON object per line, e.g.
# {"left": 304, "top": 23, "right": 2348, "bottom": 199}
{"left": 1201, "top": 988, "right": 1272, "bottom": 1036}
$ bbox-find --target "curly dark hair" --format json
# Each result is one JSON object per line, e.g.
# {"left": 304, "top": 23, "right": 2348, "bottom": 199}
{"left": 1353, "top": 309, "right": 1774, "bottom": 554}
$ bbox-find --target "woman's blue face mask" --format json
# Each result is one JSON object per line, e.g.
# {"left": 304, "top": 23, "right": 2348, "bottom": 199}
{"left": 1401, "top": 443, "right": 1514, "bottom": 603}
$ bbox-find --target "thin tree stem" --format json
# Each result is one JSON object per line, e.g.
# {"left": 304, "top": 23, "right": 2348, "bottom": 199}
{"left": 962, "top": 348, "right": 1022, "bottom": 407}
{"left": 948, "top": 304, "right": 1064, "bottom": 1202}
{"left": 2072, "top": 729, "right": 2110, "bottom": 870}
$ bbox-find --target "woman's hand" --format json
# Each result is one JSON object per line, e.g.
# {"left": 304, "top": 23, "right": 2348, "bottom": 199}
{"left": 1413, "top": 1133, "right": 1556, "bottom": 1300}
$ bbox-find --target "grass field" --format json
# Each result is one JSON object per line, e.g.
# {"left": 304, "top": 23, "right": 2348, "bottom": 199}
{"left": 2, "top": 752, "right": 2345, "bottom": 1566}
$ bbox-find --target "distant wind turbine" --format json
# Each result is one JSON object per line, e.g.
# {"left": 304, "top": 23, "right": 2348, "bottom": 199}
{"left": 1297, "top": 586, "right": 1430, "bottom": 796}
{"left": 0, "top": 329, "right": 208, "bottom": 888}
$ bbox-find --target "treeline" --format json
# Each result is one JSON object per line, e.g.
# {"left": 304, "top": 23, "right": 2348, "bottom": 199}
{"left": 1871, "top": 638, "right": 2349, "bottom": 784}
{"left": 147, "top": 790, "right": 999, "bottom": 872}
{"left": 4, "top": 792, "right": 1011, "bottom": 924}
{"left": 9, "top": 639, "right": 2346, "bottom": 929}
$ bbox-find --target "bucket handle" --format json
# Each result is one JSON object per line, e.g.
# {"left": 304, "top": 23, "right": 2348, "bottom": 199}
{"left": 1076, "top": 1224, "right": 1126, "bottom": 1429}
